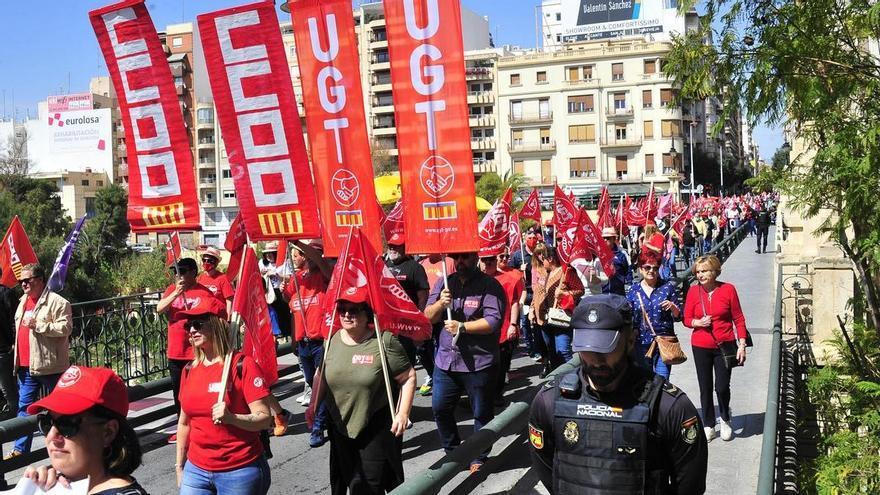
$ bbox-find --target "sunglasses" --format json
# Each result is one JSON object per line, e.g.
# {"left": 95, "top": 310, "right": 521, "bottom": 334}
{"left": 201, "top": 257, "right": 218, "bottom": 264}
{"left": 337, "top": 304, "right": 365, "bottom": 316}
{"left": 641, "top": 265, "right": 660, "bottom": 271}
{"left": 37, "top": 413, "right": 107, "bottom": 439}
{"left": 19, "top": 277, "right": 34, "bottom": 285}
{"left": 184, "top": 319, "right": 208, "bottom": 333}
{"left": 498, "top": 255, "right": 510, "bottom": 259}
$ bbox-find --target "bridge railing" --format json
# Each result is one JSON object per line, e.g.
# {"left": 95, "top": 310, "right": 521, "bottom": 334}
{"left": 391, "top": 224, "right": 750, "bottom": 494}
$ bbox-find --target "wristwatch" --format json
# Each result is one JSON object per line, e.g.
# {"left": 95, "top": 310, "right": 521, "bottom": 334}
{"left": 458, "top": 321, "right": 466, "bottom": 334}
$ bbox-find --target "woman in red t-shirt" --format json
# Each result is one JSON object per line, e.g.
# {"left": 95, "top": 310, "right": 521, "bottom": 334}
{"left": 683, "top": 255, "right": 748, "bottom": 444}
{"left": 175, "top": 306, "right": 273, "bottom": 494}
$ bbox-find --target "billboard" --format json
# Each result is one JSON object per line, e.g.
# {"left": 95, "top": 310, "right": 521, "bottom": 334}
{"left": 27, "top": 105, "right": 114, "bottom": 180}
{"left": 559, "top": 0, "right": 685, "bottom": 42}
{"left": 47, "top": 93, "right": 94, "bottom": 113}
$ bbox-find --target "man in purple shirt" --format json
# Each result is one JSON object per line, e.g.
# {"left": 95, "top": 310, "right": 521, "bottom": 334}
{"left": 424, "top": 251, "right": 506, "bottom": 473}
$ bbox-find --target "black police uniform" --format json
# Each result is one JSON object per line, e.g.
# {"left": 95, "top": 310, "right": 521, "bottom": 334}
{"left": 529, "top": 362, "right": 708, "bottom": 494}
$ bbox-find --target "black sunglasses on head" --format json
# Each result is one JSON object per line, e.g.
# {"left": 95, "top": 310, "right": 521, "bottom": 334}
{"left": 37, "top": 413, "right": 107, "bottom": 438}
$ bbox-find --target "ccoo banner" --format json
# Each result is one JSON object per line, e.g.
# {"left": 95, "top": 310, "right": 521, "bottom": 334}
{"left": 90, "top": 0, "right": 201, "bottom": 232}
{"left": 383, "top": 0, "right": 478, "bottom": 254}
{"left": 198, "top": 1, "right": 320, "bottom": 241}
{"left": 289, "top": 0, "right": 384, "bottom": 257}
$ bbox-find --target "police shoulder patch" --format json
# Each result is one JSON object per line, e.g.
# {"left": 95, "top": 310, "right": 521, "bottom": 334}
{"left": 681, "top": 416, "right": 699, "bottom": 445}
{"left": 529, "top": 423, "right": 545, "bottom": 450}
{"left": 662, "top": 381, "right": 683, "bottom": 397}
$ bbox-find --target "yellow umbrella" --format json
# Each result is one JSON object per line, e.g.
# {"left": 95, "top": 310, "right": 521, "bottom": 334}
{"left": 476, "top": 196, "right": 493, "bottom": 212}
{"left": 374, "top": 174, "right": 401, "bottom": 205}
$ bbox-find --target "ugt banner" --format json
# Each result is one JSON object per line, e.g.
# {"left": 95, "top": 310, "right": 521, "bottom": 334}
{"left": 198, "top": 1, "right": 320, "bottom": 241}
{"left": 289, "top": 0, "right": 384, "bottom": 257}
{"left": 0, "top": 216, "right": 38, "bottom": 288}
{"left": 384, "top": 0, "right": 478, "bottom": 254}
{"left": 90, "top": 0, "right": 200, "bottom": 232}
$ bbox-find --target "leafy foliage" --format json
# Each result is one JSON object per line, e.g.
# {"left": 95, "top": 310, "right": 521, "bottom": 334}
{"left": 474, "top": 171, "right": 530, "bottom": 207}
{"left": 111, "top": 250, "right": 170, "bottom": 295}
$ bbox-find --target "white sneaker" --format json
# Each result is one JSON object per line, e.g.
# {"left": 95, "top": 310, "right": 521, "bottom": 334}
{"left": 296, "top": 383, "right": 312, "bottom": 404}
{"left": 704, "top": 426, "right": 715, "bottom": 443}
{"left": 719, "top": 419, "right": 733, "bottom": 441}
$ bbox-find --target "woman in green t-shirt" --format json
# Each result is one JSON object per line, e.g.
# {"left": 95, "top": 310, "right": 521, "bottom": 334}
{"left": 322, "top": 291, "right": 416, "bottom": 494}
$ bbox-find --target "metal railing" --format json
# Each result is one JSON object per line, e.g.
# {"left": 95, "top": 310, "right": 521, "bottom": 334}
{"left": 393, "top": 224, "right": 750, "bottom": 494}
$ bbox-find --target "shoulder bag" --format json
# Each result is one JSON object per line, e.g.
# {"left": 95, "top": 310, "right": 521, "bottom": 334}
{"left": 637, "top": 291, "right": 687, "bottom": 365}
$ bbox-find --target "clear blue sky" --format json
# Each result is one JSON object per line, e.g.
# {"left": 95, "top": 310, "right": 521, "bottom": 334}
{"left": 0, "top": 0, "right": 780, "bottom": 159}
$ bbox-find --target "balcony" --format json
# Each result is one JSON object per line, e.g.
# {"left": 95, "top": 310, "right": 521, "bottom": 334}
{"left": 509, "top": 112, "right": 553, "bottom": 126}
{"left": 198, "top": 160, "right": 215, "bottom": 168}
{"left": 372, "top": 82, "right": 392, "bottom": 92}
{"left": 473, "top": 160, "right": 498, "bottom": 174}
{"left": 467, "top": 91, "right": 495, "bottom": 104}
{"left": 373, "top": 103, "right": 395, "bottom": 114}
{"left": 600, "top": 136, "right": 642, "bottom": 148}
{"left": 373, "top": 126, "right": 397, "bottom": 136}
{"left": 199, "top": 178, "right": 216, "bottom": 186}
{"left": 465, "top": 67, "right": 493, "bottom": 80}
{"left": 470, "top": 138, "right": 496, "bottom": 150}
{"left": 196, "top": 119, "right": 214, "bottom": 128}
{"left": 371, "top": 61, "right": 391, "bottom": 70}
{"left": 641, "top": 72, "right": 671, "bottom": 81}
{"left": 508, "top": 141, "right": 556, "bottom": 154}
{"left": 569, "top": 170, "right": 598, "bottom": 180}
{"left": 370, "top": 39, "right": 388, "bottom": 49}
{"left": 605, "top": 106, "right": 634, "bottom": 119}
{"left": 468, "top": 115, "right": 496, "bottom": 128}
{"left": 197, "top": 138, "right": 215, "bottom": 148}
{"left": 564, "top": 78, "right": 600, "bottom": 89}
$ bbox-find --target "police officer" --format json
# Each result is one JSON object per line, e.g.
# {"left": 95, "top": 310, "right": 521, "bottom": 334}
{"left": 528, "top": 294, "right": 708, "bottom": 494}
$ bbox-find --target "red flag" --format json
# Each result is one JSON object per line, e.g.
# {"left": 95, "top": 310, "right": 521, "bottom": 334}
{"left": 198, "top": 2, "right": 320, "bottom": 241}
{"left": 382, "top": 201, "right": 404, "bottom": 242}
{"left": 384, "top": 0, "right": 479, "bottom": 254}
{"left": 575, "top": 209, "right": 616, "bottom": 277}
{"left": 324, "top": 229, "right": 432, "bottom": 341}
{"left": 657, "top": 193, "right": 673, "bottom": 219}
{"left": 644, "top": 183, "right": 656, "bottom": 224}
{"left": 625, "top": 194, "right": 647, "bottom": 226}
{"left": 164, "top": 232, "right": 181, "bottom": 268}
{"left": 553, "top": 186, "right": 580, "bottom": 264}
{"left": 615, "top": 195, "right": 628, "bottom": 234}
{"left": 0, "top": 216, "right": 38, "bottom": 288}
{"left": 508, "top": 210, "right": 523, "bottom": 257}
{"left": 233, "top": 247, "right": 278, "bottom": 385}
{"left": 90, "top": 1, "right": 200, "bottom": 233}
{"left": 596, "top": 186, "right": 611, "bottom": 230}
{"left": 290, "top": 0, "right": 384, "bottom": 256}
{"left": 478, "top": 188, "right": 512, "bottom": 257}
{"left": 224, "top": 214, "right": 247, "bottom": 282}
{"left": 519, "top": 188, "right": 542, "bottom": 223}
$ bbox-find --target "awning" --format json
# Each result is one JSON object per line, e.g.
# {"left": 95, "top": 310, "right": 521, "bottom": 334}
{"left": 374, "top": 174, "right": 401, "bottom": 205}
{"left": 476, "top": 196, "right": 492, "bottom": 212}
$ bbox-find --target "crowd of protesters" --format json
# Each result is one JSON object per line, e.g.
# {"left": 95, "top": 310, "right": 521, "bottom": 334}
{"left": 0, "top": 190, "right": 776, "bottom": 494}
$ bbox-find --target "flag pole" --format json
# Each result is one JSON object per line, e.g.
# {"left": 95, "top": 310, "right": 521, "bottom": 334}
{"left": 373, "top": 314, "right": 398, "bottom": 418}
{"left": 440, "top": 257, "right": 460, "bottom": 345}
{"left": 219, "top": 237, "right": 251, "bottom": 406}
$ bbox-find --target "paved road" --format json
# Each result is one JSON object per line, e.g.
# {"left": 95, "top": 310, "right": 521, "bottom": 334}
{"left": 2, "top": 229, "right": 774, "bottom": 494}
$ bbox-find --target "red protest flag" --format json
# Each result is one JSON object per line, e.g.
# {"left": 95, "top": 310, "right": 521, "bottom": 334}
{"left": 553, "top": 186, "right": 580, "bottom": 264}
{"left": 324, "top": 229, "right": 432, "bottom": 341}
{"left": 644, "top": 183, "right": 656, "bottom": 224}
{"left": 290, "top": 0, "right": 384, "bottom": 256}
{"left": 164, "top": 232, "right": 181, "bottom": 268}
{"left": 508, "top": 209, "right": 523, "bottom": 257}
{"left": 224, "top": 214, "right": 247, "bottom": 283}
{"left": 576, "top": 209, "right": 617, "bottom": 277}
{"left": 90, "top": 1, "right": 200, "bottom": 233}
{"left": 384, "top": 0, "right": 479, "bottom": 254}
{"left": 233, "top": 246, "right": 278, "bottom": 385}
{"left": 520, "top": 188, "right": 543, "bottom": 223}
{"left": 596, "top": 186, "right": 611, "bottom": 230}
{"left": 382, "top": 201, "right": 404, "bottom": 243}
{"left": 0, "top": 216, "right": 39, "bottom": 288}
{"left": 478, "top": 188, "right": 512, "bottom": 257}
{"left": 198, "top": 2, "right": 320, "bottom": 241}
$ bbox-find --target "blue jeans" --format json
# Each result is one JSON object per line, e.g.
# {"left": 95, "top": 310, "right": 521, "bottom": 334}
{"left": 14, "top": 370, "right": 61, "bottom": 453}
{"left": 541, "top": 326, "right": 573, "bottom": 370}
{"left": 432, "top": 366, "right": 495, "bottom": 463}
{"left": 633, "top": 341, "right": 671, "bottom": 379}
{"left": 180, "top": 457, "right": 270, "bottom": 495}
{"left": 298, "top": 341, "right": 327, "bottom": 432}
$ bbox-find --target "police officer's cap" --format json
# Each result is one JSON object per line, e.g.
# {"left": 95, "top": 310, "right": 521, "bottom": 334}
{"left": 570, "top": 294, "right": 632, "bottom": 354}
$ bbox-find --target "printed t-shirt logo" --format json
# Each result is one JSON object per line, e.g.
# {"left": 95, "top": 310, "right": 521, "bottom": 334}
{"left": 352, "top": 354, "right": 374, "bottom": 365}
{"left": 464, "top": 298, "right": 480, "bottom": 309}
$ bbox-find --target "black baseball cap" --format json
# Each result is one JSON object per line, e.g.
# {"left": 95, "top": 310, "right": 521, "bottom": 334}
{"left": 570, "top": 294, "right": 632, "bottom": 354}
{"left": 170, "top": 257, "right": 198, "bottom": 274}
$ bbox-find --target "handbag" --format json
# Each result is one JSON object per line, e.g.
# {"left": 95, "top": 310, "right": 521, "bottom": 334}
{"left": 546, "top": 307, "right": 572, "bottom": 328}
{"left": 698, "top": 286, "right": 742, "bottom": 370}
{"left": 636, "top": 292, "right": 687, "bottom": 365}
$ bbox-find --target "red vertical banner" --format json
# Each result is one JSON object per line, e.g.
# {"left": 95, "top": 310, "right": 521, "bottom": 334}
{"left": 90, "top": 0, "right": 200, "bottom": 232}
{"left": 289, "top": 0, "right": 384, "bottom": 257}
{"left": 233, "top": 246, "right": 278, "bottom": 385}
{"left": 197, "top": 1, "right": 320, "bottom": 241}
{"left": 383, "top": 0, "right": 478, "bottom": 254}
{"left": 0, "top": 217, "right": 39, "bottom": 288}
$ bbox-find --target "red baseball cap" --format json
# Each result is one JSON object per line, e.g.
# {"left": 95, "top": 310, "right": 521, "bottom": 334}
{"left": 178, "top": 296, "right": 227, "bottom": 320}
{"left": 28, "top": 366, "right": 128, "bottom": 417}
{"left": 336, "top": 285, "right": 368, "bottom": 304}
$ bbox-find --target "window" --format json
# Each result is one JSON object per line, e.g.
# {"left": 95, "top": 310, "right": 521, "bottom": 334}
{"left": 374, "top": 50, "right": 389, "bottom": 63}
{"left": 613, "top": 92, "right": 627, "bottom": 110}
{"left": 485, "top": 128, "right": 494, "bottom": 137}
{"left": 644, "top": 60, "right": 657, "bottom": 74}
{"left": 568, "top": 124, "right": 596, "bottom": 143}
{"left": 612, "top": 63, "right": 624, "bottom": 81}
{"left": 85, "top": 197, "right": 96, "bottom": 218}
{"left": 541, "top": 159, "right": 552, "bottom": 183}
{"left": 222, "top": 169, "right": 232, "bottom": 179}
{"left": 567, "top": 95, "right": 594, "bottom": 113}
{"left": 512, "top": 130, "right": 524, "bottom": 145}
{"left": 643, "top": 121, "right": 654, "bottom": 139}
{"left": 556, "top": 13, "right": 562, "bottom": 21}
{"left": 223, "top": 190, "right": 236, "bottom": 200}
{"left": 569, "top": 157, "right": 596, "bottom": 178}
{"left": 567, "top": 65, "right": 593, "bottom": 81}
{"left": 616, "top": 156, "right": 628, "bottom": 179}
{"left": 642, "top": 90, "right": 653, "bottom": 109}
{"left": 97, "top": 180, "right": 104, "bottom": 187}
{"left": 375, "top": 94, "right": 393, "bottom": 106}
{"left": 540, "top": 128, "right": 551, "bottom": 145}
{"left": 539, "top": 99, "right": 551, "bottom": 118}
{"left": 661, "top": 120, "right": 682, "bottom": 137}
{"left": 374, "top": 71, "right": 391, "bottom": 85}
{"left": 511, "top": 100, "right": 522, "bottom": 120}
{"left": 537, "top": 71, "right": 547, "bottom": 83}
{"left": 81, "top": 179, "right": 90, "bottom": 186}
{"left": 510, "top": 73, "right": 521, "bottom": 86}
{"left": 172, "top": 37, "right": 183, "bottom": 47}
{"left": 615, "top": 124, "right": 627, "bottom": 140}
{"left": 513, "top": 160, "right": 524, "bottom": 175}
{"left": 660, "top": 88, "right": 675, "bottom": 107}
{"left": 645, "top": 154, "right": 655, "bottom": 175}
{"left": 663, "top": 153, "right": 678, "bottom": 174}
{"left": 197, "top": 108, "right": 214, "bottom": 124}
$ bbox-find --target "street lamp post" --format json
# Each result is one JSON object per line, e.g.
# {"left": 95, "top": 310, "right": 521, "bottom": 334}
{"left": 719, "top": 135, "right": 724, "bottom": 195}
{"left": 689, "top": 121, "right": 696, "bottom": 202}
{"left": 669, "top": 142, "right": 680, "bottom": 202}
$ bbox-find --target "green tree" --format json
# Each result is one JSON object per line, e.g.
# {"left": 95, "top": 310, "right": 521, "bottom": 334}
{"left": 371, "top": 143, "right": 397, "bottom": 176}
{"left": 474, "top": 171, "right": 530, "bottom": 206}
{"left": 663, "top": 0, "right": 880, "bottom": 334}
